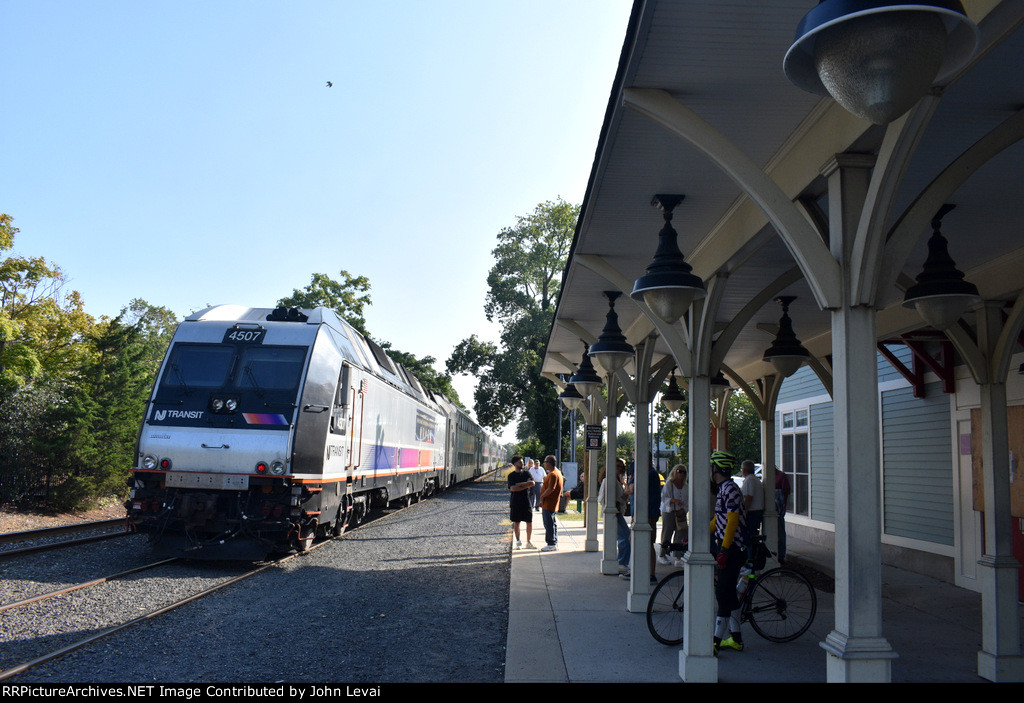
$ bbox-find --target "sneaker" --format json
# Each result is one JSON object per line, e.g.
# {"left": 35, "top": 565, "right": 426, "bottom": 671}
{"left": 619, "top": 570, "right": 631, "bottom": 579}
{"left": 541, "top": 544, "right": 557, "bottom": 552}
{"left": 657, "top": 554, "right": 672, "bottom": 565}
{"left": 526, "top": 542, "right": 536, "bottom": 549}
{"left": 617, "top": 565, "right": 629, "bottom": 574}
{"left": 720, "top": 636, "right": 744, "bottom": 652}
{"left": 515, "top": 540, "right": 522, "bottom": 549}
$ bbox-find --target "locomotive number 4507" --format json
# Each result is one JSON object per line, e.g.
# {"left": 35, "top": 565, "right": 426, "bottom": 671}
{"left": 223, "top": 328, "right": 266, "bottom": 344}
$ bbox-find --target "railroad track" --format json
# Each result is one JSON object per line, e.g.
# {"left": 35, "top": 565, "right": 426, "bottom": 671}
{"left": 0, "top": 502, "right": 398, "bottom": 682}
{"left": 0, "top": 518, "right": 130, "bottom": 560}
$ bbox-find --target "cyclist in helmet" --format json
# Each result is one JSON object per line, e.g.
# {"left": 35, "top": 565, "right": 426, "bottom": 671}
{"left": 709, "top": 449, "right": 747, "bottom": 653}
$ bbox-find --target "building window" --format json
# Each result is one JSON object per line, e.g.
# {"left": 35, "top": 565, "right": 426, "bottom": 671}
{"left": 780, "top": 410, "right": 809, "bottom": 517}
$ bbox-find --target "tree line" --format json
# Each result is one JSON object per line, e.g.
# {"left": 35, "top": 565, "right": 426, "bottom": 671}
{"left": 0, "top": 214, "right": 178, "bottom": 509}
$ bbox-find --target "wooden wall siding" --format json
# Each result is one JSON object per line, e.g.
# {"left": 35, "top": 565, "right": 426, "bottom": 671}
{"left": 776, "top": 364, "right": 827, "bottom": 405}
{"left": 881, "top": 382, "right": 954, "bottom": 546}
{"left": 777, "top": 349, "right": 910, "bottom": 406}
{"left": 809, "top": 402, "right": 834, "bottom": 523}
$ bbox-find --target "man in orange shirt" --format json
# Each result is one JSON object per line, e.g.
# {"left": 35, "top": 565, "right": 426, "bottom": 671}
{"left": 539, "top": 455, "right": 564, "bottom": 552}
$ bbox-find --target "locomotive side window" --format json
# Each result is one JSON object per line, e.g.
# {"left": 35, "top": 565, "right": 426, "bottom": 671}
{"left": 235, "top": 347, "right": 307, "bottom": 391}
{"left": 161, "top": 345, "right": 235, "bottom": 389}
{"left": 330, "top": 365, "right": 350, "bottom": 435}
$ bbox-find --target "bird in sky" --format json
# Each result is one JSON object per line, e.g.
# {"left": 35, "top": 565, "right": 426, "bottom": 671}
{"left": 326, "top": 81, "right": 333, "bottom": 88}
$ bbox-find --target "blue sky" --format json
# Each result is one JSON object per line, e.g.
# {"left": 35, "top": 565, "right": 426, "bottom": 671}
{"left": 1, "top": 1, "right": 632, "bottom": 441}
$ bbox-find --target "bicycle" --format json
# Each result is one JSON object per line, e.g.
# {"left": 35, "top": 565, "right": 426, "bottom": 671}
{"left": 646, "top": 537, "right": 817, "bottom": 646}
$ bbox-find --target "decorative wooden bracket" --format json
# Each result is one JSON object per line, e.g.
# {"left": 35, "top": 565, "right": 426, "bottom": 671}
{"left": 877, "top": 332, "right": 955, "bottom": 398}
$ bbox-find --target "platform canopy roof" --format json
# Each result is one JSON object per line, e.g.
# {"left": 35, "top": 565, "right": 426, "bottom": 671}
{"left": 543, "top": 0, "right": 1024, "bottom": 389}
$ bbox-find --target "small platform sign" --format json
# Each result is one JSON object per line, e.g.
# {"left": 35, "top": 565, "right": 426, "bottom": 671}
{"left": 585, "top": 425, "right": 603, "bottom": 450}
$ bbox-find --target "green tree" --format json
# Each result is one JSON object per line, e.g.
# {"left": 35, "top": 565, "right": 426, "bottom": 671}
{"left": 279, "top": 270, "right": 372, "bottom": 337}
{"left": 617, "top": 430, "right": 636, "bottom": 462}
{"left": 0, "top": 379, "right": 65, "bottom": 504}
{"left": 36, "top": 302, "right": 178, "bottom": 509}
{"left": 0, "top": 214, "right": 93, "bottom": 391}
{"left": 653, "top": 389, "right": 761, "bottom": 470}
{"left": 383, "top": 345, "right": 462, "bottom": 407}
{"left": 725, "top": 391, "right": 761, "bottom": 466}
{"left": 447, "top": 199, "right": 577, "bottom": 452}
{"left": 655, "top": 385, "right": 689, "bottom": 466}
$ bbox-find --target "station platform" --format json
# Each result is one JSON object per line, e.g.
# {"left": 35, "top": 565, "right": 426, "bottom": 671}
{"left": 504, "top": 509, "right": 1002, "bottom": 683}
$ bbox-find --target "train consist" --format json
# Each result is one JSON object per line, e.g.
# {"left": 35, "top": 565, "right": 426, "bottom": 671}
{"left": 125, "top": 305, "right": 503, "bottom": 559}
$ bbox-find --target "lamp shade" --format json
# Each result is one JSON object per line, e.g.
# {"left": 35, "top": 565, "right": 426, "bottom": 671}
{"left": 661, "top": 371, "right": 685, "bottom": 412}
{"left": 762, "top": 296, "right": 811, "bottom": 378}
{"left": 632, "top": 194, "right": 705, "bottom": 324}
{"left": 568, "top": 347, "right": 602, "bottom": 397}
{"left": 784, "top": 0, "right": 979, "bottom": 124}
{"left": 559, "top": 383, "right": 586, "bottom": 411}
{"left": 903, "top": 204, "right": 979, "bottom": 329}
{"left": 710, "top": 371, "right": 732, "bottom": 401}
{"left": 589, "top": 291, "right": 634, "bottom": 374}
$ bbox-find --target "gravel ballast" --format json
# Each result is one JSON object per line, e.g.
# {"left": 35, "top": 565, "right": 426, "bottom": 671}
{"left": 4, "top": 479, "right": 511, "bottom": 684}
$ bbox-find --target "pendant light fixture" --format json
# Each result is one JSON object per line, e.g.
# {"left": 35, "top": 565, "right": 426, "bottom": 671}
{"left": 661, "top": 368, "right": 685, "bottom": 412}
{"left": 568, "top": 344, "right": 602, "bottom": 398}
{"left": 902, "top": 204, "right": 980, "bottom": 329}
{"left": 559, "top": 383, "right": 586, "bottom": 411}
{"left": 589, "top": 291, "right": 634, "bottom": 374}
{"left": 762, "top": 296, "right": 811, "bottom": 378}
{"left": 631, "top": 194, "right": 706, "bottom": 324}
{"left": 784, "top": 0, "right": 979, "bottom": 124}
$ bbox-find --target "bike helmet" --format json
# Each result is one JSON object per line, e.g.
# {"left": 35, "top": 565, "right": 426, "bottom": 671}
{"left": 709, "top": 450, "right": 737, "bottom": 475}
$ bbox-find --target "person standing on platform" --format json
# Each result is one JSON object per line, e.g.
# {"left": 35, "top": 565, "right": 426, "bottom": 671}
{"left": 527, "top": 458, "right": 545, "bottom": 512}
{"left": 539, "top": 455, "right": 564, "bottom": 552}
{"left": 658, "top": 465, "right": 688, "bottom": 565}
{"left": 507, "top": 455, "right": 535, "bottom": 549}
{"left": 599, "top": 459, "right": 631, "bottom": 575}
{"left": 710, "top": 450, "right": 747, "bottom": 654}
{"left": 740, "top": 460, "right": 764, "bottom": 561}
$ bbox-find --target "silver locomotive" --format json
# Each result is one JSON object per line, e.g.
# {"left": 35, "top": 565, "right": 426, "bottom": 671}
{"left": 126, "top": 305, "right": 500, "bottom": 559}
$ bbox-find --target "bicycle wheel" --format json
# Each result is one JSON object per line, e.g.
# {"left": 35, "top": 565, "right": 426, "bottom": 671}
{"left": 646, "top": 570, "right": 687, "bottom": 646}
{"left": 745, "top": 567, "right": 816, "bottom": 643}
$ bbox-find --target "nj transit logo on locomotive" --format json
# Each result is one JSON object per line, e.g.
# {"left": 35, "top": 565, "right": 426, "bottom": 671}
{"left": 415, "top": 410, "right": 436, "bottom": 443}
{"left": 153, "top": 409, "right": 204, "bottom": 421}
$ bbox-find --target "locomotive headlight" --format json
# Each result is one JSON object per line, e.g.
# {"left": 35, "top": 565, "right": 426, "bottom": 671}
{"left": 255, "top": 461, "right": 268, "bottom": 474}
{"left": 142, "top": 455, "right": 157, "bottom": 470}
{"left": 211, "top": 398, "right": 224, "bottom": 411}
{"left": 225, "top": 398, "right": 238, "bottom": 412}
{"left": 270, "top": 461, "right": 285, "bottom": 475}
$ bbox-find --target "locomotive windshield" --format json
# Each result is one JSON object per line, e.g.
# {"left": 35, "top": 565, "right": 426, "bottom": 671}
{"left": 150, "top": 342, "right": 310, "bottom": 429}
{"left": 161, "top": 345, "right": 235, "bottom": 390}
{"left": 236, "top": 346, "right": 307, "bottom": 391}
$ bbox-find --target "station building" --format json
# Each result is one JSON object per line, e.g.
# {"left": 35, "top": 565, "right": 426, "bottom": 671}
{"left": 541, "top": 0, "right": 1024, "bottom": 683}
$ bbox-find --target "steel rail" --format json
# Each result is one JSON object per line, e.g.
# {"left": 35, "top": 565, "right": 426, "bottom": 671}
{"left": 0, "top": 558, "right": 178, "bottom": 615}
{"left": 0, "top": 518, "right": 126, "bottom": 546}
{"left": 0, "top": 530, "right": 334, "bottom": 681}
{"left": 0, "top": 531, "right": 130, "bottom": 561}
